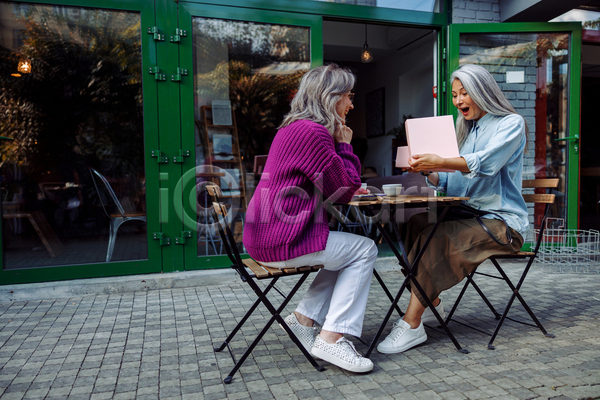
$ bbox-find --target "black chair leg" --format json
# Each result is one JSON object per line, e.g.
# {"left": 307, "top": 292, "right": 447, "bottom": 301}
{"left": 469, "top": 277, "right": 502, "bottom": 319}
{"left": 410, "top": 276, "right": 468, "bottom": 354}
{"left": 214, "top": 279, "right": 278, "bottom": 352}
{"left": 487, "top": 258, "right": 554, "bottom": 350}
{"left": 223, "top": 313, "right": 279, "bottom": 384}
{"left": 447, "top": 270, "right": 500, "bottom": 324}
{"left": 277, "top": 313, "right": 325, "bottom": 371}
{"left": 222, "top": 272, "right": 323, "bottom": 383}
{"left": 373, "top": 269, "right": 404, "bottom": 317}
{"left": 365, "top": 277, "right": 409, "bottom": 357}
{"left": 445, "top": 273, "right": 473, "bottom": 324}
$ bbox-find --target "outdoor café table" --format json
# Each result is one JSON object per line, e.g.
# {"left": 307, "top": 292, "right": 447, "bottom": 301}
{"left": 344, "top": 194, "right": 470, "bottom": 357}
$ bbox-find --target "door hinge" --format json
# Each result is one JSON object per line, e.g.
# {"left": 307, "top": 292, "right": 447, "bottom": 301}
{"left": 171, "top": 67, "right": 188, "bottom": 82}
{"left": 147, "top": 26, "right": 165, "bottom": 41}
{"left": 442, "top": 48, "right": 446, "bottom": 60}
{"left": 153, "top": 232, "right": 170, "bottom": 245}
{"left": 175, "top": 231, "right": 192, "bottom": 245}
{"left": 442, "top": 81, "right": 446, "bottom": 93}
{"left": 149, "top": 66, "right": 166, "bottom": 81}
{"left": 171, "top": 28, "right": 187, "bottom": 43}
{"left": 173, "top": 149, "right": 190, "bottom": 163}
{"left": 151, "top": 150, "right": 169, "bottom": 163}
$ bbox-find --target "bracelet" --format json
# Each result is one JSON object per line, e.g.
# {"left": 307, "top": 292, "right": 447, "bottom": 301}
{"left": 420, "top": 171, "right": 431, "bottom": 177}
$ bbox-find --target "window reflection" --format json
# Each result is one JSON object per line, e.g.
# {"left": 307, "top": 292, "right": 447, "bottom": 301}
{"left": 192, "top": 17, "right": 310, "bottom": 256}
{"left": 459, "top": 32, "right": 570, "bottom": 227}
{"left": 0, "top": 2, "right": 146, "bottom": 268}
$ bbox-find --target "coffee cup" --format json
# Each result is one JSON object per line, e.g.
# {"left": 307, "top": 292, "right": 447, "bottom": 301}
{"left": 382, "top": 184, "right": 402, "bottom": 196}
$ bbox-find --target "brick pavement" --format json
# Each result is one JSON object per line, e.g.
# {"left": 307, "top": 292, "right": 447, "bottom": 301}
{"left": 0, "top": 262, "right": 599, "bottom": 400}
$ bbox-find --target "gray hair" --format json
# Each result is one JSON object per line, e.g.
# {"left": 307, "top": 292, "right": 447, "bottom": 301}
{"left": 280, "top": 64, "right": 356, "bottom": 136}
{"left": 451, "top": 64, "right": 528, "bottom": 148}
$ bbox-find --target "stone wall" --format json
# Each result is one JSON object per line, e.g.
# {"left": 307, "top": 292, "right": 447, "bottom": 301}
{"left": 458, "top": 33, "right": 537, "bottom": 176}
{"left": 452, "top": 0, "right": 500, "bottom": 24}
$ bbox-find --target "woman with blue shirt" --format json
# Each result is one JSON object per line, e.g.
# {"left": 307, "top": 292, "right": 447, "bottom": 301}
{"left": 377, "top": 64, "right": 528, "bottom": 354}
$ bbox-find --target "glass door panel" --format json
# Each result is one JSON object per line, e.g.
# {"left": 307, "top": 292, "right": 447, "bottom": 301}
{"left": 178, "top": 5, "right": 321, "bottom": 268}
{"left": 448, "top": 23, "right": 582, "bottom": 231}
{"left": 193, "top": 17, "right": 310, "bottom": 257}
{"left": 0, "top": 1, "right": 161, "bottom": 281}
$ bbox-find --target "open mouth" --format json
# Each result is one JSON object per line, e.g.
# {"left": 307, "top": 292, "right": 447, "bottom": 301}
{"left": 459, "top": 107, "right": 470, "bottom": 116}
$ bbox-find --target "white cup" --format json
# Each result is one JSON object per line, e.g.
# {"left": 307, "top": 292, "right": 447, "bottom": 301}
{"left": 382, "top": 184, "right": 402, "bottom": 196}
{"left": 361, "top": 183, "right": 368, "bottom": 190}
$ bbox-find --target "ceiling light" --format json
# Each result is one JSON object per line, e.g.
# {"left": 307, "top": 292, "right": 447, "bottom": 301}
{"left": 361, "top": 25, "right": 373, "bottom": 63}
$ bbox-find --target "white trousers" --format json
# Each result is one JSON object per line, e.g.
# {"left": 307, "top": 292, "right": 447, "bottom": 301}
{"left": 260, "top": 231, "right": 377, "bottom": 337}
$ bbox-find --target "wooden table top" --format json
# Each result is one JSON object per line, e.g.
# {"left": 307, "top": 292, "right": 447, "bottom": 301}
{"left": 347, "top": 195, "right": 469, "bottom": 207}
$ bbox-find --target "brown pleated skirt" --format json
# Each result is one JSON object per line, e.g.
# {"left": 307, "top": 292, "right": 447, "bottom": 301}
{"left": 404, "top": 212, "right": 524, "bottom": 307}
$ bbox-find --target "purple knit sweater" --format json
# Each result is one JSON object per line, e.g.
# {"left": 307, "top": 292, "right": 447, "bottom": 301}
{"left": 243, "top": 119, "right": 362, "bottom": 262}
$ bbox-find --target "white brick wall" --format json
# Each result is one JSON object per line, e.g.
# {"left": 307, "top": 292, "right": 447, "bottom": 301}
{"left": 452, "top": 0, "right": 500, "bottom": 24}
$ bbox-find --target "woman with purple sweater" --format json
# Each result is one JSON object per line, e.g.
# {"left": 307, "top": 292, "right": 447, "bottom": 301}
{"left": 243, "top": 64, "right": 377, "bottom": 373}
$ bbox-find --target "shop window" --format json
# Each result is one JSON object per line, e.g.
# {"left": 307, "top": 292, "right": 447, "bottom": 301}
{"left": 0, "top": 2, "right": 146, "bottom": 268}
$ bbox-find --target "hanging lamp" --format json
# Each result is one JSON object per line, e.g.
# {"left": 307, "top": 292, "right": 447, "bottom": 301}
{"left": 17, "top": 58, "right": 31, "bottom": 74}
{"left": 361, "top": 24, "right": 373, "bottom": 63}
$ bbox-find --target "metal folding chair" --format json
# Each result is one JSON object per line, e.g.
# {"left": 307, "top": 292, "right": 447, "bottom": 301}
{"left": 444, "top": 178, "right": 559, "bottom": 349}
{"left": 89, "top": 168, "right": 147, "bottom": 262}
{"left": 206, "top": 186, "right": 325, "bottom": 383}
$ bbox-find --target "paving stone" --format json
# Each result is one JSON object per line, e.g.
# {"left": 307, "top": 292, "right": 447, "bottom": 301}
{"left": 0, "top": 265, "right": 598, "bottom": 400}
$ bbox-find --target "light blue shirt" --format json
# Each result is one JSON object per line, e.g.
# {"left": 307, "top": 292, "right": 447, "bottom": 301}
{"left": 430, "top": 113, "right": 529, "bottom": 235}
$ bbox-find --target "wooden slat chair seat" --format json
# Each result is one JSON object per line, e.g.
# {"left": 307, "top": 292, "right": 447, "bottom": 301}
{"left": 206, "top": 186, "right": 325, "bottom": 384}
{"left": 444, "top": 178, "right": 559, "bottom": 350}
{"left": 242, "top": 258, "right": 324, "bottom": 278}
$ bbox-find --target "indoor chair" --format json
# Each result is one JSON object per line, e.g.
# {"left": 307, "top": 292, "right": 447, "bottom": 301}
{"left": 89, "top": 168, "right": 147, "bottom": 262}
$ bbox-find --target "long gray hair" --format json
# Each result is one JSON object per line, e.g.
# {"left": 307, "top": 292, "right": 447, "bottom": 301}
{"left": 280, "top": 64, "right": 356, "bottom": 136}
{"left": 451, "top": 64, "right": 528, "bottom": 148}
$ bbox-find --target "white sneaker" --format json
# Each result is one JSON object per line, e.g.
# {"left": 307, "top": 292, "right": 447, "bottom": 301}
{"left": 281, "top": 313, "right": 318, "bottom": 353}
{"left": 311, "top": 336, "right": 373, "bottom": 373}
{"left": 377, "top": 319, "right": 427, "bottom": 354}
{"left": 422, "top": 300, "right": 446, "bottom": 324}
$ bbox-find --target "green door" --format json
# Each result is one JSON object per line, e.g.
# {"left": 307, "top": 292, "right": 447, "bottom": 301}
{"left": 0, "top": 0, "right": 163, "bottom": 284}
{"left": 447, "top": 22, "right": 582, "bottom": 231}
{"left": 174, "top": 3, "right": 322, "bottom": 270}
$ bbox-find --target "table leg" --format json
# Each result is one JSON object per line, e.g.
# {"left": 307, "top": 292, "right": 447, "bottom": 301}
{"left": 364, "top": 207, "right": 409, "bottom": 270}
{"left": 365, "top": 273, "right": 411, "bottom": 357}
{"left": 365, "top": 204, "right": 468, "bottom": 356}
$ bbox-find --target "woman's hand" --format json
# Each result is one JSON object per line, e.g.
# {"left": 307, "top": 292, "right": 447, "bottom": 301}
{"left": 334, "top": 125, "right": 353, "bottom": 144}
{"left": 407, "top": 154, "right": 470, "bottom": 174}
{"left": 354, "top": 187, "right": 370, "bottom": 196}
{"left": 407, "top": 154, "right": 444, "bottom": 173}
